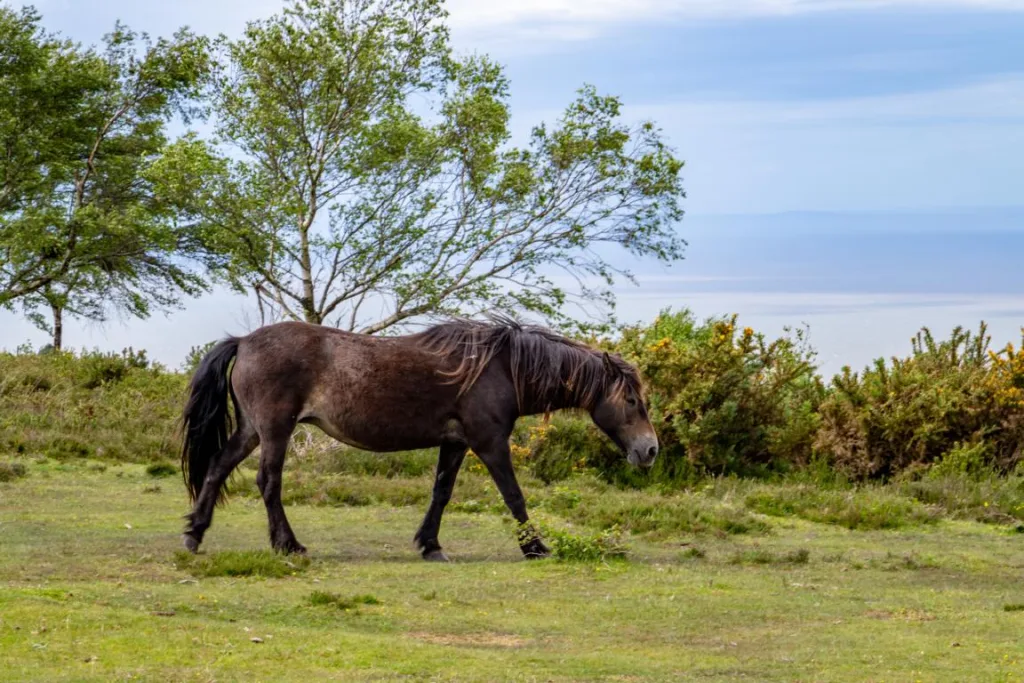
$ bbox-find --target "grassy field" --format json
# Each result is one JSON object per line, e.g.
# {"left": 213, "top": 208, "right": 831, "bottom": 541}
{"left": 2, "top": 460, "right": 1024, "bottom": 682}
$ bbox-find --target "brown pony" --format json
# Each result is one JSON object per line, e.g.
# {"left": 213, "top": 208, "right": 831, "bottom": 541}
{"left": 179, "top": 316, "right": 658, "bottom": 561}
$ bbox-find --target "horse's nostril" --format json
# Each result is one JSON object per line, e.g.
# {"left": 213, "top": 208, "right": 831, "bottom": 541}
{"left": 647, "top": 446, "right": 658, "bottom": 460}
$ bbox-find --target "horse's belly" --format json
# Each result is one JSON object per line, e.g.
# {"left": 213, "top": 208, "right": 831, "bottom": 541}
{"left": 303, "top": 413, "right": 441, "bottom": 452}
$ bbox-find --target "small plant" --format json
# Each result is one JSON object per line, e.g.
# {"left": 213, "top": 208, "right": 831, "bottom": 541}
{"left": 529, "top": 522, "right": 630, "bottom": 562}
{"left": 868, "top": 551, "right": 939, "bottom": 572}
{"left": 1003, "top": 603, "right": 1024, "bottom": 612}
{"left": 43, "top": 437, "right": 92, "bottom": 461}
{"left": 173, "top": 550, "right": 311, "bottom": 578}
{"left": 76, "top": 347, "right": 150, "bottom": 389}
{"left": 146, "top": 462, "right": 178, "bottom": 478}
{"left": 929, "top": 441, "right": 993, "bottom": 480}
{"left": 679, "top": 546, "right": 705, "bottom": 560}
{"left": 729, "top": 547, "right": 810, "bottom": 566}
{"left": 306, "top": 591, "right": 380, "bottom": 610}
{"left": 0, "top": 461, "right": 28, "bottom": 482}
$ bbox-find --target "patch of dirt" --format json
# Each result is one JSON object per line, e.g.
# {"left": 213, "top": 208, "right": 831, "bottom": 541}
{"left": 408, "top": 631, "right": 531, "bottom": 648}
{"left": 864, "top": 608, "right": 936, "bottom": 621}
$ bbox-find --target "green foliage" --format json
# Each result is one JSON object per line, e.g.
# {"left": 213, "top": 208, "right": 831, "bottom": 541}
{"left": 613, "top": 308, "right": 824, "bottom": 481}
{"left": 173, "top": 550, "right": 311, "bottom": 578}
{"left": 76, "top": 347, "right": 151, "bottom": 389}
{"left": 815, "top": 324, "right": 1024, "bottom": 479}
{"left": 929, "top": 440, "right": 993, "bottom": 480}
{"left": 528, "top": 522, "right": 630, "bottom": 563}
{"left": 0, "top": 7, "right": 213, "bottom": 344}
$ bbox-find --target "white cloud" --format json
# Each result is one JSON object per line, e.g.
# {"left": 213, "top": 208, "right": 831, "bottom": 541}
{"left": 445, "top": 0, "right": 1024, "bottom": 43}
{"left": 628, "top": 76, "right": 1024, "bottom": 127}
{"left": 591, "top": 74, "right": 1024, "bottom": 214}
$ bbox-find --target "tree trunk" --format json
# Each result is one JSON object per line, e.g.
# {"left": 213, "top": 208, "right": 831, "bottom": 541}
{"left": 50, "top": 300, "right": 63, "bottom": 351}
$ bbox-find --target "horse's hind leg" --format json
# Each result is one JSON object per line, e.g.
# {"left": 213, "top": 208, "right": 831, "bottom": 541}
{"left": 414, "top": 440, "right": 467, "bottom": 562}
{"left": 184, "top": 422, "right": 259, "bottom": 552}
{"left": 256, "top": 429, "right": 305, "bottom": 554}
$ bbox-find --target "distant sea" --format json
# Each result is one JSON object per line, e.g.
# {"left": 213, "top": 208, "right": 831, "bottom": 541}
{"left": 613, "top": 208, "right": 1024, "bottom": 376}
{"left": 1, "top": 208, "right": 1022, "bottom": 378}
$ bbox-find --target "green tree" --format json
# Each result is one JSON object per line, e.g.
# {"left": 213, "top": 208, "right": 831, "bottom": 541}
{"left": 0, "top": 6, "right": 213, "bottom": 349}
{"left": 156, "top": 0, "right": 686, "bottom": 333}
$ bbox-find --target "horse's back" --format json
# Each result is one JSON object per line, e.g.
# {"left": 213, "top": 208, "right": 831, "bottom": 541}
{"left": 228, "top": 321, "right": 468, "bottom": 450}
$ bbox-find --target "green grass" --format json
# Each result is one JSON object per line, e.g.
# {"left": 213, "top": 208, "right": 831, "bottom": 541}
{"left": 743, "top": 483, "right": 942, "bottom": 530}
{"left": 306, "top": 591, "right": 381, "bottom": 610}
{"left": 173, "top": 549, "right": 312, "bottom": 578}
{"left": 2, "top": 461, "right": 1024, "bottom": 681}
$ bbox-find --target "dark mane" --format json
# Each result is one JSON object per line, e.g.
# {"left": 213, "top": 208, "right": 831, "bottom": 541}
{"left": 413, "top": 315, "right": 642, "bottom": 412}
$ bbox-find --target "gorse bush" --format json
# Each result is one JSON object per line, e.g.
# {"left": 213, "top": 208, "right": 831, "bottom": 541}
{"left": 816, "top": 324, "right": 1024, "bottom": 479}
{"left": 612, "top": 308, "right": 825, "bottom": 481}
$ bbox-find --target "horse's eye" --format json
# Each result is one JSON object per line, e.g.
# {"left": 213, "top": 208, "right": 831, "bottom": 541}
{"left": 626, "top": 397, "right": 637, "bottom": 407}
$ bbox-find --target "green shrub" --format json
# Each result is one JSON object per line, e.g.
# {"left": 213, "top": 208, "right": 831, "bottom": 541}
{"left": 815, "top": 324, "right": 1024, "bottom": 479}
{"left": 929, "top": 441, "right": 993, "bottom": 480}
{"left": 612, "top": 308, "right": 824, "bottom": 483}
{"left": 44, "top": 437, "right": 92, "bottom": 461}
{"left": 76, "top": 347, "right": 151, "bottom": 389}
{"left": 530, "top": 523, "right": 630, "bottom": 562}
{"left": 0, "top": 461, "right": 28, "bottom": 482}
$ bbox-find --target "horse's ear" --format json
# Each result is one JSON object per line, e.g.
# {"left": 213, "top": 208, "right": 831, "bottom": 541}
{"left": 602, "top": 351, "right": 619, "bottom": 376}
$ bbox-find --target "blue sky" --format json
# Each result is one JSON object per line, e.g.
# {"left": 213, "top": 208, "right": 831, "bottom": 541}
{"left": 2, "top": 0, "right": 1023, "bottom": 373}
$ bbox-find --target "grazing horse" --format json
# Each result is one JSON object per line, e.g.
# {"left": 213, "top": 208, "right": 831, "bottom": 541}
{"left": 179, "top": 316, "right": 658, "bottom": 561}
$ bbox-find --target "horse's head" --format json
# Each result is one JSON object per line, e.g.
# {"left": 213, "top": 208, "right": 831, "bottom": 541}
{"left": 589, "top": 352, "right": 659, "bottom": 468}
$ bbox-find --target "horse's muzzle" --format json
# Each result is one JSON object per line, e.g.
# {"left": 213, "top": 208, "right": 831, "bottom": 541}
{"left": 627, "top": 440, "right": 659, "bottom": 468}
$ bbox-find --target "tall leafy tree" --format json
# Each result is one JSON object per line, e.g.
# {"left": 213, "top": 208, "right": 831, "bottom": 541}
{"left": 0, "top": 6, "right": 212, "bottom": 349}
{"left": 155, "top": 0, "right": 686, "bottom": 333}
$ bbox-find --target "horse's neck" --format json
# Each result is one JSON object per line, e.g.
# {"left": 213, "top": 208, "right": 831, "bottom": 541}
{"left": 518, "top": 353, "right": 600, "bottom": 415}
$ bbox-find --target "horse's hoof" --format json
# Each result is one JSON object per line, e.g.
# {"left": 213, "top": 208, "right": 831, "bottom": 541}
{"left": 522, "top": 540, "right": 551, "bottom": 559}
{"left": 423, "top": 549, "right": 450, "bottom": 563}
{"left": 182, "top": 534, "right": 200, "bottom": 554}
{"left": 273, "top": 539, "right": 307, "bottom": 555}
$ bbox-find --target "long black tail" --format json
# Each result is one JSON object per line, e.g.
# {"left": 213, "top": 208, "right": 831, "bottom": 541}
{"left": 180, "top": 337, "right": 240, "bottom": 504}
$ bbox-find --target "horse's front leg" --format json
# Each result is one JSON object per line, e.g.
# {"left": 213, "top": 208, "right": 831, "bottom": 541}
{"left": 473, "top": 438, "right": 550, "bottom": 559}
